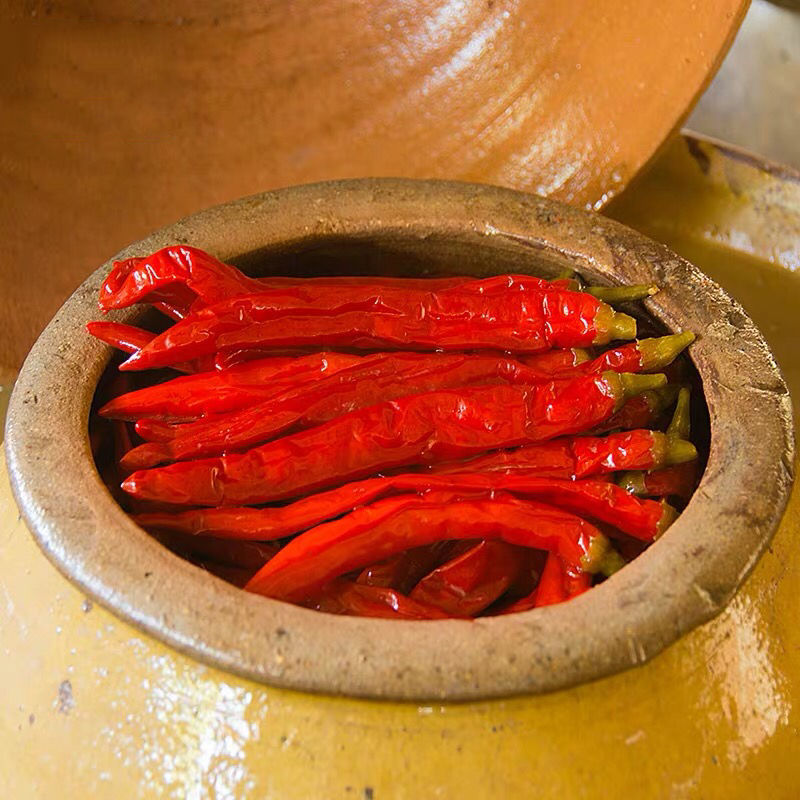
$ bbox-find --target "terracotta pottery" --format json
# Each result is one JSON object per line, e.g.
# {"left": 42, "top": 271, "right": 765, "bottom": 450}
{"left": 4, "top": 178, "right": 793, "bottom": 700}
{"left": 0, "top": 0, "right": 746, "bottom": 371}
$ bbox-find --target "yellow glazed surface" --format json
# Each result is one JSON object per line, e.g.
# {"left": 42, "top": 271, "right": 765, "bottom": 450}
{"left": 2, "top": 136, "right": 800, "bottom": 797}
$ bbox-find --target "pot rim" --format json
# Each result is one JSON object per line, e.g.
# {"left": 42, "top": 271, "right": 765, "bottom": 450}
{"left": 4, "top": 178, "right": 795, "bottom": 700}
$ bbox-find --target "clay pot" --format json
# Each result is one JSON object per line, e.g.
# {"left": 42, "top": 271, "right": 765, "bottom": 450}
{"left": 1, "top": 0, "right": 747, "bottom": 370}
{"left": 4, "top": 179, "right": 793, "bottom": 700}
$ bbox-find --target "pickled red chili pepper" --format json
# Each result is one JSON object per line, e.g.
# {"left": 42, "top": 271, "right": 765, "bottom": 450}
{"left": 592, "top": 385, "right": 678, "bottom": 434}
{"left": 312, "top": 580, "right": 451, "bottom": 620}
{"left": 431, "top": 428, "right": 694, "bottom": 478}
{"left": 521, "top": 348, "right": 591, "bottom": 374}
{"left": 616, "top": 463, "right": 699, "bottom": 500}
{"left": 355, "top": 542, "right": 455, "bottom": 595}
{"left": 244, "top": 492, "right": 616, "bottom": 603}
{"left": 500, "top": 552, "right": 590, "bottom": 612}
{"left": 134, "top": 471, "right": 681, "bottom": 542}
{"left": 99, "top": 352, "right": 363, "bottom": 420}
{"left": 87, "top": 321, "right": 201, "bottom": 374}
{"left": 573, "top": 333, "right": 694, "bottom": 376}
{"left": 533, "top": 554, "right": 573, "bottom": 607}
{"left": 119, "top": 279, "right": 637, "bottom": 371}
{"left": 101, "top": 247, "right": 573, "bottom": 314}
{"left": 119, "top": 351, "right": 578, "bottom": 466}
{"left": 87, "top": 321, "right": 156, "bottom": 355}
{"left": 121, "top": 372, "right": 666, "bottom": 507}
{"left": 99, "top": 246, "right": 265, "bottom": 313}
{"left": 617, "top": 388, "right": 699, "bottom": 501}
{"left": 123, "top": 335, "right": 693, "bottom": 469}
{"left": 409, "top": 540, "right": 527, "bottom": 616}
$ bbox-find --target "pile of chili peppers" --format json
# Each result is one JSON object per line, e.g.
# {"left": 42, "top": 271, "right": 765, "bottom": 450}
{"left": 89, "top": 245, "right": 702, "bottom": 620}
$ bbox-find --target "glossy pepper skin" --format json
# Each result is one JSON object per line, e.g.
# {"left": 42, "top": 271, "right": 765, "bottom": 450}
{"left": 99, "top": 352, "right": 363, "bottom": 420}
{"left": 501, "top": 553, "right": 579, "bottom": 612}
{"left": 118, "top": 277, "right": 636, "bottom": 371}
{"left": 120, "top": 336, "right": 693, "bottom": 468}
{"left": 87, "top": 321, "right": 156, "bottom": 355}
{"left": 134, "top": 473, "right": 676, "bottom": 542}
{"left": 409, "top": 540, "right": 527, "bottom": 616}
{"left": 99, "top": 246, "right": 265, "bottom": 314}
{"left": 617, "top": 387, "right": 700, "bottom": 501}
{"left": 120, "top": 351, "right": 648, "bottom": 469}
{"left": 99, "top": 245, "right": 509, "bottom": 315}
{"left": 244, "top": 491, "right": 613, "bottom": 604}
{"left": 312, "top": 580, "right": 451, "bottom": 620}
{"left": 355, "top": 543, "right": 455, "bottom": 595}
{"left": 431, "top": 428, "right": 691, "bottom": 478}
{"left": 121, "top": 372, "right": 664, "bottom": 507}
{"left": 591, "top": 385, "right": 678, "bottom": 434}
{"left": 618, "top": 463, "right": 699, "bottom": 500}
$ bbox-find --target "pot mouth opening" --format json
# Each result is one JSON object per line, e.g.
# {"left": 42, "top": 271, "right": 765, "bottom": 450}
{"left": 88, "top": 229, "right": 710, "bottom": 625}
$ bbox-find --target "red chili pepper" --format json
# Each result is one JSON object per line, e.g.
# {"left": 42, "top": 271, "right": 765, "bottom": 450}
{"left": 311, "top": 580, "right": 451, "bottom": 620}
{"left": 577, "top": 333, "right": 694, "bottom": 376}
{"left": 616, "top": 387, "right": 699, "bottom": 500}
{"left": 244, "top": 491, "right": 614, "bottom": 603}
{"left": 101, "top": 246, "right": 574, "bottom": 313}
{"left": 87, "top": 321, "right": 156, "bottom": 354}
{"left": 121, "top": 372, "right": 665, "bottom": 507}
{"left": 501, "top": 553, "right": 592, "bottom": 613}
{"left": 153, "top": 531, "right": 280, "bottom": 572}
{"left": 432, "top": 428, "right": 694, "bottom": 478}
{"left": 409, "top": 540, "right": 527, "bottom": 616}
{"left": 86, "top": 321, "right": 203, "bottom": 375}
{"left": 119, "top": 279, "right": 636, "bottom": 371}
{"left": 521, "top": 348, "right": 591, "bottom": 374}
{"left": 355, "top": 542, "right": 456, "bottom": 595}
{"left": 134, "top": 471, "right": 679, "bottom": 542}
{"left": 617, "top": 462, "right": 700, "bottom": 501}
{"left": 99, "top": 246, "right": 264, "bottom": 313}
{"left": 121, "top": 350, "right": 665, "bottom": 469}
{"left": 99, "top": 352, "right": 364, "bottom": 420}
{"left": 591, "top": 385, "right": 678, "bottom": 434}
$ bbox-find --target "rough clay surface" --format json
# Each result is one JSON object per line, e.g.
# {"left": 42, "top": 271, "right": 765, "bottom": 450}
{"left": 4, "top": 179, "right": 795, "bottom": 700}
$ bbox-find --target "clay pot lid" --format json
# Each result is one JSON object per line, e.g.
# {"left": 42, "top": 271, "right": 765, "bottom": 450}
{"left": 5, "top": 179, "right": 793, "bottom": 701}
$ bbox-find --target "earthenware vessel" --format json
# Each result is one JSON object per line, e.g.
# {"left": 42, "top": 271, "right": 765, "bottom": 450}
{"left": 5, "top": 178, "right": 793, "bottom": 700}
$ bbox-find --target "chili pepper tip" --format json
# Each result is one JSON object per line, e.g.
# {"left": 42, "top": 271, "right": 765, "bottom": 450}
{"left": 586, "top": 284, "right": 659, "bottom": 305}
{"left": 637, "top": 332, "right": 696, "bottom": 372}
{"left": 664, "top": 438, "right": 698, "bottom": 466}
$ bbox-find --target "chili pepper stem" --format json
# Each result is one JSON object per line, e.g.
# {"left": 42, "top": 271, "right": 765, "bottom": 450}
{"left": 580, "top": 534, "right": 616, "bottom": 574}
{"left": 592, "top": 306, "right": 637, "bottom": 344}
{"left": 637, "top": 333, "right": 696, "bottom": 372}
{"left": 597, "top": 547, "right": 627, "bottom": 578}
{"left": 616, "top": 471, "right": 647, "bottom": 496}
{"left": 666, "top": 385, "right": 693, "bottom": 440}
{"left": 616, "top": 372, "right": 668, "bottom": 400}
{"left": 656, "top": 502, "right": 680, "bottom": 537}
{"left": 664, "top": 438, "right": 698, "bottom": 465}
{"left": 586, "top": 284, "right": 659, "bottom": 305}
